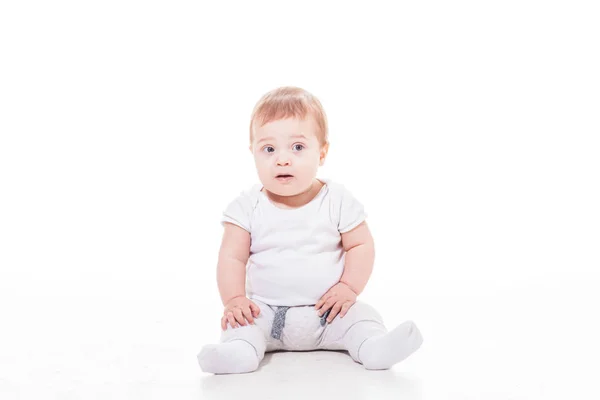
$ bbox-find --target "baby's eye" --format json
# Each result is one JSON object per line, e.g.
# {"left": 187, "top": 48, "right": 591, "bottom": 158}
{"left": 292, "top": 144, "right": 304, "bottom": 151}
{"left": 262, "top": 146, "right": 275, "bottom": 153}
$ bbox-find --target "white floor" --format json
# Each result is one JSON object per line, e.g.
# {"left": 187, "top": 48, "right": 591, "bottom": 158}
{"left": 2, "top": 277, "right": 598, "bottom": 400}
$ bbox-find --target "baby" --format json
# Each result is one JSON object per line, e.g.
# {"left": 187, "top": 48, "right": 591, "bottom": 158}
{"left": 197, "top": 86, "right": 423, "bottom": 374}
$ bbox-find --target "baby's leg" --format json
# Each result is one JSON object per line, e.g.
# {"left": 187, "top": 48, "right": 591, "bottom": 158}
{"left": 326, "top": 302, "right": 423, "bottom": 370}
{"left": 197, "top": 300, "right": 274, "bottom": 374}
{"left": 197, "top": 325, "right": 266, "bottom": 374}
{"left": 348, "top": 318, "right": 423, "bottom": 370}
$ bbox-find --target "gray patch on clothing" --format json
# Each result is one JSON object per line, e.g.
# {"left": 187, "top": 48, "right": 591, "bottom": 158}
{"left": 270, "top": 306, "right": 291, "bottom": 340}
{"left": 320, "top": 308, "right": 331, "bottom": 326}
{"left": 269, "top": 306, "right": 332, "bottom": 340}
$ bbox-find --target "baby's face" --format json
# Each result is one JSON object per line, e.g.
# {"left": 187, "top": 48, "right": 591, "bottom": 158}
{"left": 250, "top": 117, "right": 327, "bottom": 197}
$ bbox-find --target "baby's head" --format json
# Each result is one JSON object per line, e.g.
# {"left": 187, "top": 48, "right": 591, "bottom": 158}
{"left": 249, "top": 86, "right": 329, "bottom": 197}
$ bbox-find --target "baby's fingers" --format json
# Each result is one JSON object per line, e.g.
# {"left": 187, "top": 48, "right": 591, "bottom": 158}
{"left": 233, "top": 308, "right": 247, "bottom": 326}
{"left": 242, "top": 306, "right": 255, "bottom": 325}
{"left": 327, "top": 301, "right": 344, "bottom": 323}
{"left": 315, "top": 299, "right": 324, "bottom": 310}
{"left": 318, "top": 297, "right": 337, "bottom": 316}
{"left": 226, "top": 312, "right": 238, "bottom": 329}
{"left": 339, "top": 301, "right": 354, "bottom": 318}
{"left": 315, "top": 293, "right": 333, "bottom": 311}
{"left": 249, "top": 302, "right": 261, "bottom": 317}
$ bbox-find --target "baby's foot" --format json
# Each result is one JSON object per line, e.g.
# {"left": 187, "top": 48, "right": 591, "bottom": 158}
{"left": 197, "top": 340, "right": 259, "bottom": 374}
{"left": 358, "top": 320, "right": 423, "bottom": 370}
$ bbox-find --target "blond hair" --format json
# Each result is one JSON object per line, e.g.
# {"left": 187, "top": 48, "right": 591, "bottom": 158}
{"left": 249, "top": 86, "right": 329, "bottom": 147}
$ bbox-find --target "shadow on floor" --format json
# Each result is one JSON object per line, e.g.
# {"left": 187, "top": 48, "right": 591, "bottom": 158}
{"left": 199, "top": 350, "right": 423, "bottom": 400}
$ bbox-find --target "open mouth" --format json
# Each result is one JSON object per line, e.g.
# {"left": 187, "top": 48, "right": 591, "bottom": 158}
{"left": 275, "top": 174, "right": 294, "bottom": 182}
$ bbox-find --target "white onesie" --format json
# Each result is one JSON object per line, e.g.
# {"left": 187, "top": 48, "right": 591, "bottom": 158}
{"left": 221, "top": 178, "right": 367, "bottom": 306}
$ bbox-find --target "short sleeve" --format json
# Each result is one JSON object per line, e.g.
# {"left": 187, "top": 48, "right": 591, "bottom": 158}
{"left": 331, "top": 183, "right": 367, "bottom": 233}
{"left": 221, "top": 188, "right": 258, "bottom": 232}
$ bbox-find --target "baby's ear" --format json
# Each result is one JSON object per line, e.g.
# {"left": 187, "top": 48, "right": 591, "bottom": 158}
{"left": 319, "top": 142, "right": 329, "bottom": 166}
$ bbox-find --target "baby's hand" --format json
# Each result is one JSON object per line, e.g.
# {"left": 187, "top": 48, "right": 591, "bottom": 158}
{"left": 221, "top": 296, "right": 261, "bottom": 330}
{"left": 315, "top": 282, "right": 357, "bottom": 323}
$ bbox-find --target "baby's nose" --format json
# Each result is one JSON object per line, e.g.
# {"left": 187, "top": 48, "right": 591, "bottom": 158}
{"left": 276, "top": 155, "right": 291, "bottom": 166}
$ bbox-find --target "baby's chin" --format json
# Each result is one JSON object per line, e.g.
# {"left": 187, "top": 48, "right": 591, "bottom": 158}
{"left": 263, "top": 186, "right": 300, "bottom": 197}
{"left": 262, "top": 180, "right": 312, "bottom": 197}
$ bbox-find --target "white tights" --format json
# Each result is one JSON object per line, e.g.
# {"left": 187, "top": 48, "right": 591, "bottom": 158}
{"left": 197, "top": 300, "right": 423, "bottom": 374}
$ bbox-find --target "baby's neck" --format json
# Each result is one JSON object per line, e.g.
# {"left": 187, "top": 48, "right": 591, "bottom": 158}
{"left": 264, "top": 179, "right": 324, "bottom": 209}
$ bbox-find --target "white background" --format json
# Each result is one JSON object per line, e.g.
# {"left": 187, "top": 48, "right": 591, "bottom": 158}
{"left": 1, "top": 1, "right": 599, "bottom": 399}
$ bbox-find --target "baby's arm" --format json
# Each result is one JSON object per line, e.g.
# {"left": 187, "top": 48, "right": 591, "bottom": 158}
{"left": 217, "top": 223, "right": 259, "bottom": 329}
{"left": 315, "top": 221, "right": 375, "bottom": 322}
{"left": 217, "top": 222, "right": 250, "bottom": 304}
{"left": 339, "top": 221, "right": 375, "bottom": 295}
